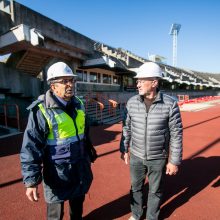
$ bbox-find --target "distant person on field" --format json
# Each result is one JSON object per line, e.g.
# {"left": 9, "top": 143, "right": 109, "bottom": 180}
{"left": 20, "top": 61, "right": 97, "bottom": 220}
{"left": 120, "top": 62, "right": 183, "bottom": 220}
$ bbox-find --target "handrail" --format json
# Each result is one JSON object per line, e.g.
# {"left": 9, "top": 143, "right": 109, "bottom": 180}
{"left": 95, "top": 92, "right": 119, "bottom": 117}
{"left": 0, "top": 104, "right": 20, "bottom": 131}
{"left": 108, "top": 99, "right": 118, "bottom": 116}
{"left": 95, "top": 100, "right": 104, "bottom": 122}
{"left": 89, "top": 98, "right": 104, "bottom": 121}
{"left": 85, "top": 92, "right": 122, "bottom": 117}
{"left": 84, "top": 95, "right": 104, "bottom": 122}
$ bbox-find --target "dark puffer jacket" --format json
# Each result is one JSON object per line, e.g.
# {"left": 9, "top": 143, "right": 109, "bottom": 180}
{"left": 120, "top": 91, "right": 183, "bottom": 165}
{"left": 20, "top": 91, "right": 93, "bottom": 203}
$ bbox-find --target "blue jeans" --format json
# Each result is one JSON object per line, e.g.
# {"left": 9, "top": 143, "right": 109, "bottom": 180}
{"left": 130, "top": 154, "right": 167, "bottom": 220}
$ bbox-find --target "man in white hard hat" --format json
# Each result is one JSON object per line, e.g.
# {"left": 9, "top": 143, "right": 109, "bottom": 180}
{"left": 20, "top": 61, "right": 97, "bottom": 220}
{"left": 120, "top": 62, "right": 183, "bottom": 220}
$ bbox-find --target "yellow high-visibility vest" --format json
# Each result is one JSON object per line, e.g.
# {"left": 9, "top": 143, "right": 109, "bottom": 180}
{"left": 38, "top": 100, "right": 85, "bottom": 145}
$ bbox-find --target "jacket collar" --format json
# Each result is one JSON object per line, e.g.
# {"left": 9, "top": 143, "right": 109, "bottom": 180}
{"left": 39, "top": 90, "right": 80, "bottom": 109}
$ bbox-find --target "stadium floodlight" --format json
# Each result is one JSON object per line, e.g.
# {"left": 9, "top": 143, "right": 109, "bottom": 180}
{"left": 169, "top": 23, "right": 181, "bottom": 67}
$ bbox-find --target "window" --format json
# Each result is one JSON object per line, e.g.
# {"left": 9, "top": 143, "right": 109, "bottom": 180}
{"left": 127, "top": 77, "right": 135, "bottom": 86}
{"left": 98, "top": 73, "right": 101, "bottom": 83}
{"left": 76, "top": 69, "right": 83, "bottom": 81}
{"left": 123, "top": 76, "right": 136, "bottom": 87}
{"left": 90, "top": 72, "right": 97, "bottom": 83}
{"left": 113, "top": 76, "right": 119, "bottom": 84}
{"left": 103, "top": 74, "right": 111, "bottom": 84}
{"left": 90, "top": 72, "right": 101, "bottom": 83}
{"left": 76, "top": 69, "right": 88, "bottom": 82}
{"left": 83, "top": 71, "right": 88, "bottom": 82}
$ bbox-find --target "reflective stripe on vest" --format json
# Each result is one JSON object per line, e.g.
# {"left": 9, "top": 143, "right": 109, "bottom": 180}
{"left": 38, "top": 102, "right": 85, "bottom": 145}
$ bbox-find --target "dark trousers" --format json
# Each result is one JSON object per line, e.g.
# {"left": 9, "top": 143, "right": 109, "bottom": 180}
{"left": 129, "top": 154, "right": 166, "bottom": 220}
{"left": 47, "top": 195, "right": 85, "bottom": 220}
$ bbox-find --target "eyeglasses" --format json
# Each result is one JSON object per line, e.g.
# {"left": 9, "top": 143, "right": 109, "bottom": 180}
{"left": 136, "top": 80, "right": 147, "bottom": 84}
{"left": 136, "top": 79, "right": 156, "bottom": 84}
{"left": 52, "top": 79, "right": 76, "bottom": 85}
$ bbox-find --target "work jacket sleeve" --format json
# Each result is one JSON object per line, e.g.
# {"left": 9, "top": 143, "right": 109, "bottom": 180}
{"left": 83, "top": 115, "right": 93, "bottom": 148}
{"left": 20, "top": 106, "right": 48, "bottom": 187}
{"left": 168, "top": 101, "right": 183, "bottom": 165}
{"left": 120, "top": 105, "right": 131, "bottom": 153}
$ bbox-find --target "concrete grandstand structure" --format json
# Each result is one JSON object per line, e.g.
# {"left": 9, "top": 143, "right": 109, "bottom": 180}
{"left": 0, "top": 0, "right": 220, "bottom": 128}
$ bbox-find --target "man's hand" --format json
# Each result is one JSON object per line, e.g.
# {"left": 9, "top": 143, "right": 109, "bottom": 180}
{"left": 26, "top": 186, "right": 39, "bottom": 202}
{"left": 166, "top": 162, "right": 179, "bottom": 175}
{"left": 121, "top": 152, "right": 130, "bottom": 165}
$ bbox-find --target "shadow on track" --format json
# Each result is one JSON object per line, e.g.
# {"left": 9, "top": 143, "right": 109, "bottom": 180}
{"left": 84, "top": 156, "right": 220, "bottom": 220}
{"left": 160, "top": 156, "right": 220, "bottom": 219}
{"left": 90, "top": 124, "right": 121, "bottom": 146}
{"left": 84, "top": 194, "right": 130, "bottom": 220}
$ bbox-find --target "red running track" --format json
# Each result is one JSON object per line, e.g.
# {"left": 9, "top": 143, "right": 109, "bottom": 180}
{"left": 1, "top": 103, "right": 220, "bottom": 220}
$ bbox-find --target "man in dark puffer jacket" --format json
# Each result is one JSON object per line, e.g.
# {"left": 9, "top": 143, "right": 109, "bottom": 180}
{"left": 120, "top": 62, "right": 183, "bottom": 220}
{"left": 20, "top": 62, "right": 94, "bottom": 220}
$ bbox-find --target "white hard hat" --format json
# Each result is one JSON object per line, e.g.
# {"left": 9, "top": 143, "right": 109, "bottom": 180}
{"left": 134, "top": 62, "right": 163, "bottom": 78}
{"left": 47, "top": 62, "right": 77, "bottom": 81}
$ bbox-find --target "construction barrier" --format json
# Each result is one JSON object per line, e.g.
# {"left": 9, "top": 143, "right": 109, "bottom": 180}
{"left": 178, "top": 95, "right": 220, "bottom": 108}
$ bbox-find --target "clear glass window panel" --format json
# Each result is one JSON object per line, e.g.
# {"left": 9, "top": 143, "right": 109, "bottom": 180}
{"left": 98, "top": 73, "right": 101, "bottom": 83}
{"left": 76, "top": 69, "right": 83, "bottom": 81}
{"left": 90, "top": 72, "right": 97, "bottom": 83}
{"left": 109, "top": 75, "right": 112, "bottom": 84}
{"left": 83, "top": 71, "right": 88, "bottom": 82}
{"left": 103, "top": 74, "right": 111, "bottom": 84}
{"left": 113, "top": 76, "right": 119, "bottom": 84}
{"left": 128, "top": 77, "right": 134, "bottom": 86}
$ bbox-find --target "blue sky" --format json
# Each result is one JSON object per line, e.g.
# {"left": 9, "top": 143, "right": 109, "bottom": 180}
{"left": 16, "top": 0, "right": 220, "bottom": 73}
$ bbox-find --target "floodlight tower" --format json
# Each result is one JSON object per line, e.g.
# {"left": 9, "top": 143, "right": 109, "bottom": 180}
{"left": 169, "top": 23, "right": 181, "bottom": 67}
